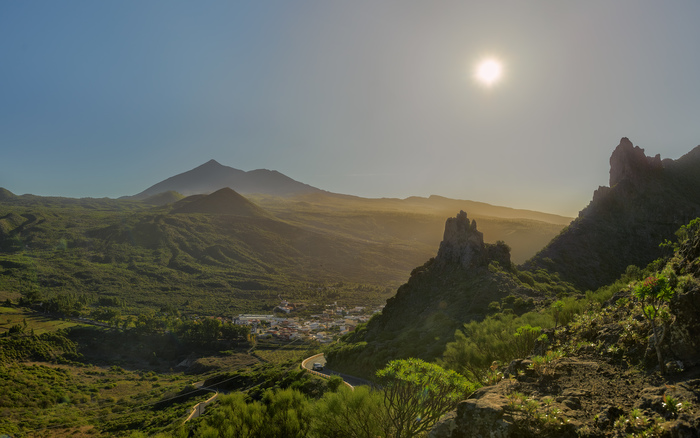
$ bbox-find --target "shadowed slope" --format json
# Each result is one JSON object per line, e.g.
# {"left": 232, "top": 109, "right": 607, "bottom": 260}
{"left": 524, "top": 138, "right": 700, "bottom": 290}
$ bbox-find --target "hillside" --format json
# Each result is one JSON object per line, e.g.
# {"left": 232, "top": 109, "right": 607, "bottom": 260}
{"left": 0, "top": 193, "right": 433, "bottom": 314}
{"left": 325, "top": 211, "right": 577, "bottom": 378}
{"left": 524, "top": 138, "right": 700, "bottom": 291}
{"left": 253, "top": 192, "right": 571, "bottom": 264}
{"left": 129, "top": 158, "right": 573, "bottom": 263}
{"left": 430, "top": 218, "right": 700, "bottom": 437}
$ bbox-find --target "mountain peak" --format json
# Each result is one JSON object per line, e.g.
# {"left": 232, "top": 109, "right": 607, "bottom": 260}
{"left": 171, "top": 187, "right": 268, "bottom": 216}
{"left": 0, "top": 187, "right": 16, "bottom": 201}
{"left": 130, "top": 160, "right": 322, "bottom": 200}
{"left": 609, "top": 137, "right": 663, "bottom": 187}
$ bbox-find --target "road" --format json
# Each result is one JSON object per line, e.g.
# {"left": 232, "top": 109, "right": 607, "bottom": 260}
{"left": 302, "top": 353, "right": 371, "bottom": 388}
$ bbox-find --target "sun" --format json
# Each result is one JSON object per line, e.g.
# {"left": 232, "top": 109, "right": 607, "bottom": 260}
{"left": 475, "top": 58, "right": 503, "bottom": 86}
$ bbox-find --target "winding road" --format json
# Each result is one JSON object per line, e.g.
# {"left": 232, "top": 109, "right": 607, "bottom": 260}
{"left": 301, "top": 353, "right": 371, "bottom": 388}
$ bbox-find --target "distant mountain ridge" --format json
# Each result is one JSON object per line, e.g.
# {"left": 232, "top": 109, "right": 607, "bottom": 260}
{"left": 127, "top": 159, "right": 323, "bottom": 200}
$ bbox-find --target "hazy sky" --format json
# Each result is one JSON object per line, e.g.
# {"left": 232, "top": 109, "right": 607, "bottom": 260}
{"left": 2, "top": 1, "right": 699, "bottom": 216}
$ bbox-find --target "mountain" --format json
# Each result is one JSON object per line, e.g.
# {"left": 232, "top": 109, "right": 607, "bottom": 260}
{"left": 170, "top": 187, "right": 270, "bottom": 217}
{"left": 128, "top": 160, "right": 323, "bottom": 200}
{"left": 0, "top": 188, "right": 16, "bottom": 201}
{"left": 123, "top": 159, "right": 573, "bottom": 264}
{"left": 523, "top": 137, "right": 700, "bottom": 291}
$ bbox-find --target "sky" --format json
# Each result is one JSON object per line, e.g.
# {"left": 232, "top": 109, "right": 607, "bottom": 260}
{"left": 2, "top": 1, "right": 699, "bottom": 217}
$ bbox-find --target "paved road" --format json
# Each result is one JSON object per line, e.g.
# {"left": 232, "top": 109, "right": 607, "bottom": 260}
{"left": 303, "top": 354, "right": 371, "bottom": 388}
{"left": 184, "top": 382, "right": 219, "bottom": 422}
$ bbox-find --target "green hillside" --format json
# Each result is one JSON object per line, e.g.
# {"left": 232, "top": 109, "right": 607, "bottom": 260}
{"left": 0, "top": 188, "right": 567, "bottom": 315}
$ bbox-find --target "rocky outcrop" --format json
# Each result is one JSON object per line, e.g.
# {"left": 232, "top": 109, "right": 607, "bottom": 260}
{"left": 609, "top": 137, "right": 663, "bottom": 187}
{"left": 428, "top": 388, "right": 515, "bottom": 438}
{"left": 436, "top": 210, "right": 511, "bottom": 269}
{"left": 436, "top": 211, "right": 486, "bottom": 269}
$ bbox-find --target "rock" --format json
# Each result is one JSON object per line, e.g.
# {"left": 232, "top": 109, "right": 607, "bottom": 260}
{"left": 429, "top": 388, "right": 514, "bottom": 438}
{"left": 609, "top": 137, "right": 663, "bottom": 187}
{"left": 594, "top": 405, "right": 625, "bottom": 429}
{"left": 668, "top": 285, "right": 700, "bottom": 366}
{"left": 436, "top": 210, "right": 486, "bottom": 269}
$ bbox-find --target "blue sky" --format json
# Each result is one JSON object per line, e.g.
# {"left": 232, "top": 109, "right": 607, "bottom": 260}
{"left": 2, "top": 1, "right": 699, "bottom": 216}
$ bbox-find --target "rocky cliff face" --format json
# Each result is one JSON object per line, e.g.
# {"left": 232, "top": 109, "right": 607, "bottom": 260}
{"left": 525, "top": 137, "right": 700, "bottom": 290}
{"left": 609, "top": 137, "right": 663, "bottom": 187}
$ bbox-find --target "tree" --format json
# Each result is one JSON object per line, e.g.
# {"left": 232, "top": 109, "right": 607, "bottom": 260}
{"left": 550, "top": 300, "right": 564, "bottom": 329}
{"left": 376, "top": 358, "right": 474, "bottom": 438}
{"left": 260, "top": 388, "right": 312, "bottom": 438}
{"left": 633, "top": 274, "right": 675, "bottom": 374}
{"left": 199, "top": 392, "right": 265, "bottom": 438}
{"left": 312, "top": 385, "right": 391, "bottom": 438}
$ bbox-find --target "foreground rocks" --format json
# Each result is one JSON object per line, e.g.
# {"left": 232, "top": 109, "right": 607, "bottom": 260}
{"left": 430, "top": 282, "right": 700, "bottom": 438}
{"left": 430, "top": 355, "right": 700, "bottom": 438}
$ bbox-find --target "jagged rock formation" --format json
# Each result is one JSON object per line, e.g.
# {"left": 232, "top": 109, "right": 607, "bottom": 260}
{"left": 609, "top": 137, "right": 664, "bottom": 187}
{"left": 436, "top": 211, "right": 486, "bottom": 268}
{"left": 326, "top": 211, "right": 533, "bottom": 377}
{"left": 436, "top": 210, "right": 511, "bottom": 269}
{"left": 525, "top": 137, "right": 700, "bottom": 291}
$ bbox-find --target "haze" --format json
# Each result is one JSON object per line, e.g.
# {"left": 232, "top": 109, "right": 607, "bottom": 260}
{"left": 2, "top": 1, "right": 699, "bottom": 217}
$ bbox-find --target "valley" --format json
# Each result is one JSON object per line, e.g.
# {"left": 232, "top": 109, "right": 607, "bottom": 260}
{"left": 2, "top": 140, "right": 700, "bottom": 437}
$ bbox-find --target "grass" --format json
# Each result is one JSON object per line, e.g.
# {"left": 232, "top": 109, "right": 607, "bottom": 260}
{"left": 0, "top": 307, "right": 84, "bottom": 335}
{"left": 0, "top": 191, "right": 567, "bottom": 319}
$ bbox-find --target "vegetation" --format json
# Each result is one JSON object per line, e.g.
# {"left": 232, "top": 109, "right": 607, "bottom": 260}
{"left": 184, "top": 359, "right": 467, "bottom": 438}
{"left": 632, "top": 273, "right": 675, "bottom": 373}
{"left": 376, "top": 358, "right": 474, "bottom": 438}
{"left": 2, "top": 186, "right": 700, "bottom": 436}
{"left": 0, "top": 191, "right": 567, "bottom": 319}
{"left": 440, "top": 312, "right": 553, "bottom": 383}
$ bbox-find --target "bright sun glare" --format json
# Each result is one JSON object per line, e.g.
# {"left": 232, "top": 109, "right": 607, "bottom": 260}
{"left": 475, "top": 58, "right": 503, "bottom": 86}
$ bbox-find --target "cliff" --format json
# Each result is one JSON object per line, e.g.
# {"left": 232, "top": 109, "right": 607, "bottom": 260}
{"left": 524, "top": 137, "right": 700, "bottom": 291}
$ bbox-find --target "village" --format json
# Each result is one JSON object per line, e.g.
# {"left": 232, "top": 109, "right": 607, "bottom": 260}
{"left": 233, "top": 300, "right": 383, "bottom": 343}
